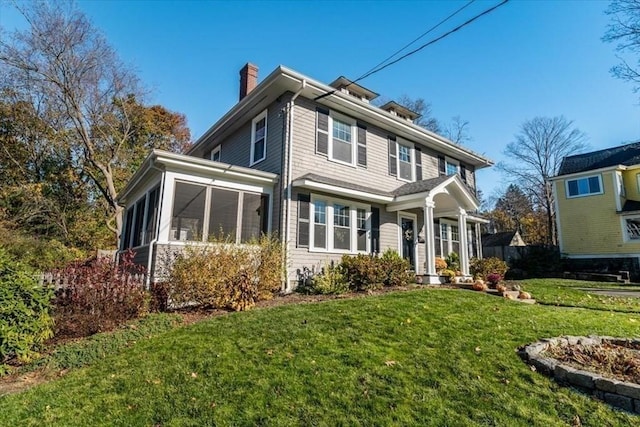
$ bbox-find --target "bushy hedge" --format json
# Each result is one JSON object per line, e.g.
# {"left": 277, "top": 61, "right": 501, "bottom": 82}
{"left": 0, "top": 249, "right": 54, "bottom": 373}
{"left": 470, "top": 257, "right": 509, "bottom": 281}
{"left": 299, "top": 249, "right": 413, "bottom": 295}
{"left": 53, "top": 250, "right": 149, "bottom": 338}
{"left": 168, "top": 235, "right": 282, "bottom": 311}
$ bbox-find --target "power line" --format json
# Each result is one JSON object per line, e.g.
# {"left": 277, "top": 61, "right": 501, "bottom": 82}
{"left": 315, "top": 0, "right": 510, "bottom": 102}
{"left": 358, "top": 0, "right": 477, "bottom": 81}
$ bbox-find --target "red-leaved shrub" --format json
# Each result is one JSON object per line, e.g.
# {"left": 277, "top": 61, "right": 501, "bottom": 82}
{"left": 53, "top": 250, "right": 148, "bottom": 338}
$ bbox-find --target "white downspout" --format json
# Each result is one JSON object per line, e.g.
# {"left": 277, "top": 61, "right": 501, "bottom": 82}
{"left": 282, "top": 80, "right": 306, "bottom": 292}
{"left": 146, "top": 164, "right": 166, "bottom": 290}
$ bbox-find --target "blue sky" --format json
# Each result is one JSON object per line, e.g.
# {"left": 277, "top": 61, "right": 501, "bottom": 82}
{"left": 2, "top": 0, "right": 639, "bottom": 205}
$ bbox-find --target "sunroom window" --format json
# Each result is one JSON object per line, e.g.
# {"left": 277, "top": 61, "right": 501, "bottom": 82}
{"left": 170, "top": 181, "right": 269, "bottom": 244}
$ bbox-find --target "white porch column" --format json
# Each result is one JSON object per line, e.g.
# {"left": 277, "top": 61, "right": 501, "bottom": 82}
{"left": 458, "top": 208, "right": 469, "bottom": 276}
{"left": 423, "top": 198, "right": 440, "bottom": 283}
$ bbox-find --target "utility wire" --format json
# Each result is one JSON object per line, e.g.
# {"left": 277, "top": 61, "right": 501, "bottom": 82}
{"left": 358, "top": 0, "right": 476, "bottom": 82}
{"left": 315, "top": 0, "right": 510, "bottom": 101}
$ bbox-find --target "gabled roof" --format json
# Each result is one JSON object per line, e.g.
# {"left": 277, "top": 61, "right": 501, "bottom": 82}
{"left": 392, "top": 176, "right": 450, "bottom": 196}
{"left": 557, "top": 141, "right": 640, "bottom": 176}
{"left": 481, "top": 231, "right": 520, "bottom": 247}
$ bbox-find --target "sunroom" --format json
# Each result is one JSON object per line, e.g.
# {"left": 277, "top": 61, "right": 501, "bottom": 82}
{"left": 118, "top": 150, "right": 278, "bottom": 284}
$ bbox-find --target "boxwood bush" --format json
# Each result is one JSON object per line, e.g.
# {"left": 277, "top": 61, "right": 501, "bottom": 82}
{"left": 0, "top": 248, "right": 54, "bottom": 374}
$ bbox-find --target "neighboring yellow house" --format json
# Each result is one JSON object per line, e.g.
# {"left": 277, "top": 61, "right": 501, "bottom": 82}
{"left": 550, "top": 141, "right": 640, "bottom": 280}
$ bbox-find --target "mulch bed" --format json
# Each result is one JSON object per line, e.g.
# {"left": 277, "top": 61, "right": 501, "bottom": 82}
{"left": 544, "top": 341, "right": 640, "bottom": 385}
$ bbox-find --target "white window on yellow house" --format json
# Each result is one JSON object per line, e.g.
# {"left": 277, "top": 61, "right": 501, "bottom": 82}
{"left": 625, "top": 217, "right": 640, "bottom": 241}
{"left": 566, "top": 175, "right": 603, "bottom": 198}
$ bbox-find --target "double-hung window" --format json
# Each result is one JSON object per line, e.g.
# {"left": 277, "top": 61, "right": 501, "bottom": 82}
{"left": 397, "top": 143, "right": 414, "bottom": 181}
{"left": 310, "top": 196, "right": 370, "bottom": 253}
{"left": 446, "top": 157, "right": 459, "bottom": 176}
{"left": 566, "top": 175, "right": 602, "bottom": 198}
{"left": 330, "top": 114, "right": 355, "bottom": 165}
{"left": 250, "top": 110, "right": 267, "bottom": 165}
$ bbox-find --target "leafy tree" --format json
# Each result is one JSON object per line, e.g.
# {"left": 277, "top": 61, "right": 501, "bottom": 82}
{"left": 604, "top": 0, "right": 640, "bottom": 91}
{"left": 494, "top": 184, "right": 533, "bottom": 233}
{"left": 497, "top": 116, "right": 586, "bottom": 245}
{"left": 0, "top": 2, "right": 190, "bottom": 249}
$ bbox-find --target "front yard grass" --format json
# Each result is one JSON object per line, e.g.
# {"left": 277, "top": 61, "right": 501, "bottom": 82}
{"left": 1, "top": 283, "right": 639, "bottom": 426}
{"left": 521, "top": 278, "right": 640, "bottom": 313}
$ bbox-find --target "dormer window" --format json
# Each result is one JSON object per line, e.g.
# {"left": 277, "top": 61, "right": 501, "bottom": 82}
{"left": 210, "top": 145, "right": 221, "bottom": 162}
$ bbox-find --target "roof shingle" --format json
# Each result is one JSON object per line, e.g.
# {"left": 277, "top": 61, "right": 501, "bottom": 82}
{"left": 557, "top": 141, "right": 640, "bottom": 176}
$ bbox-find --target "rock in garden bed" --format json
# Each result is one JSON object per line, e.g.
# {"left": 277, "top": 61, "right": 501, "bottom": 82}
{"left": 519, "top": 336, "right": 640, "bottom": 413}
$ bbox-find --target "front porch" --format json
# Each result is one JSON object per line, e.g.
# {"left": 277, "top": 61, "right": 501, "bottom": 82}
{"left": 387, "top": 175, "right": 487, "bottom": 284}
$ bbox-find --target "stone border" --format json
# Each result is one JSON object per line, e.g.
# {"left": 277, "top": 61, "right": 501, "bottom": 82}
{"left": 518, "top": 336, "right": 640, "bottom": 413}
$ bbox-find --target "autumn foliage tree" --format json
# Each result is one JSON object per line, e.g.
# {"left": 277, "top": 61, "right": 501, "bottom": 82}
{"left": 497, "top": 116, "right": 586, "bottom": 245}
{"left": 0, "top": 2, "right": 190, "bottom": 252}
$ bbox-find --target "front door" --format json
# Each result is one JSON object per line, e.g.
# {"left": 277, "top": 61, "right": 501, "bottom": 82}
{"left": 401, "top": 217, "right": 415, "bottom": 270}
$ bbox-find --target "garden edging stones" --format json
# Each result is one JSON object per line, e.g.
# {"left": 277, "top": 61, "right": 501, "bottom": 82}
{"left": 518, "top": 336, "right": 640, "bottom": 414}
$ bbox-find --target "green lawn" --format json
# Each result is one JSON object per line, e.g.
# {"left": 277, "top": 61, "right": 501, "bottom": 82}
{"left": 1, "top": 282, "right": 640, "bottom": 426}
{"left": 521, "top": 278, "right": 640, "bottom": 313}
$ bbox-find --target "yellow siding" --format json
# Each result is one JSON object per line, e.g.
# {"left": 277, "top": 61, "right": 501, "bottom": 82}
{"left": 557, "top": 171, "right": 640, "bottom": 254}
{"left": 623, "top": 169, "right": 640, "bottom": 202}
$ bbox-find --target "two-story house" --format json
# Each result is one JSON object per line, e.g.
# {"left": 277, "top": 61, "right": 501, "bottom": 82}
{"left": 551, "top": 141, "right": 640, "bottom": 280}
{"left": 118, "top": 64, "right": 493, "bottom": 290}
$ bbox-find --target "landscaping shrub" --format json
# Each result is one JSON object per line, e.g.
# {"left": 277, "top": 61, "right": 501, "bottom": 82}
{"left": 435, "top": 257, "right": 447, "bottom": 272}
{"left": 508, "top": 245, "right": 561, "bottom": 278}
{"left": 0, "top": 249, "right": 54, "bottom": 373}
{"left": 168, "top": 235, "right": 282, "bottom": 311}
{"left": 300, "top": 263, "right": 349, "bottom": 295}
{"left": 379, "top": 249, "right": 414, "bottom": 287}
{"left": 53, "top": 250, "right": 148, "bottom": 338}
{"left": 341, "top": 254, "right": 385, "bottom": 291}
{"left": 445, "top": 252, "right": 460, "bottom": 272}
{"left": 470, "top": 257, "right": 509, "bottom": 281}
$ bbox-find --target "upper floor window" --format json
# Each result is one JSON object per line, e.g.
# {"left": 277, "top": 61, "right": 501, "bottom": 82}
{"left": 250, "top": 110, "right": 267, "bottom": 166}
{"left": 388, "top": 136, "right": 418, "bottom": 182}
{"left": 445, "top": 157, "right": 459, "bottom": 176}
{"left": 210, "top": 145, "right": 221, "bottom": 162}
{"left": 397, "top": 143, "right": 414, "bottom": 181}
{"left": 316, "top": 108, "right": 366, "bottom": 167}
{"left": 331, "top": 117, "right": 353, "bottom": 164}
{"left": 566, "top": 175, "right": 602, "bottom": 198}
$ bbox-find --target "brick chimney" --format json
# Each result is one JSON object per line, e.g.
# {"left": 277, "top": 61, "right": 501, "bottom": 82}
{"left": 239, "top": 63, "right": 259, "bottom": 101}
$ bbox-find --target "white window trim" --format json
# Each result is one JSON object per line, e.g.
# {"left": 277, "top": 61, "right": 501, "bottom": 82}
{"left": 565, "top": 174, "right": 603, "bottom": 199}
{"left": 622, "top": 215, "right": 640, "bottom": 243}
{"left": 210, "top": 145, "right": 221, "bottom": 162}
{"left": 328, "top": 111, "right": 357, "bottom": 167}
{"left": 396, "top": 139, "right": 416, "bottom": 183}
{"left": 309, "top": 194, "right": 370, "bottom": 254}
{"left": 438, "top": 219, "right": 460, "bottom": 256}
{"left": 445, "top": 157, "right": 459, "bottom": 176}
{"left": 250, "top": 109, "right": 268, "bottom": 166}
